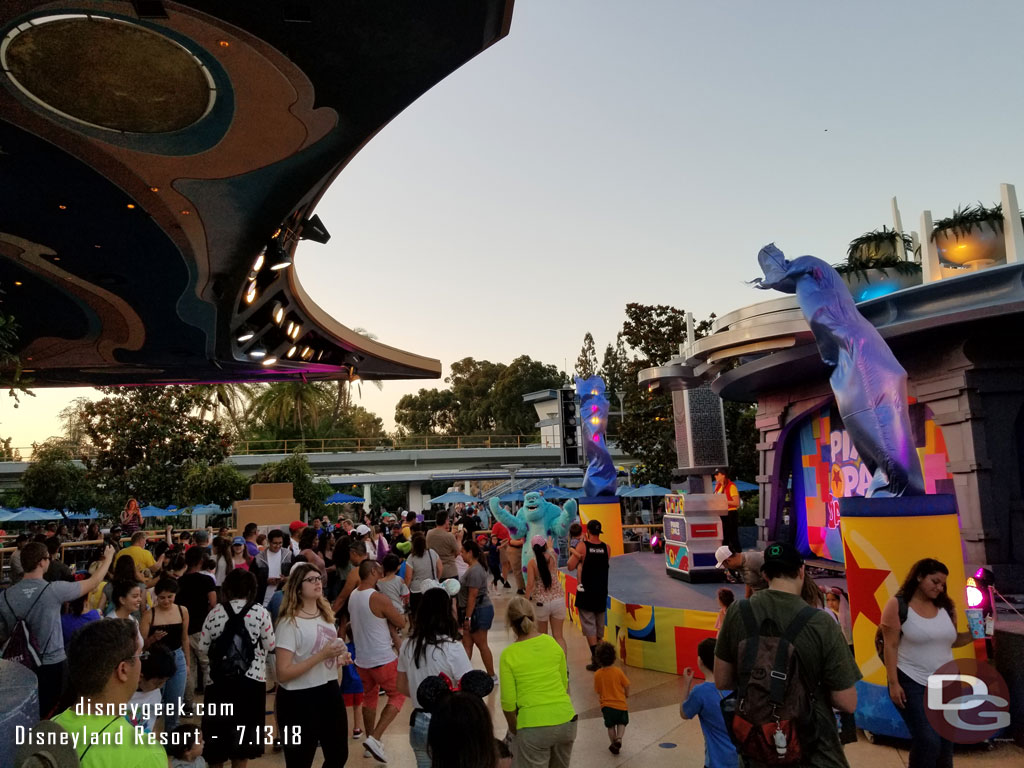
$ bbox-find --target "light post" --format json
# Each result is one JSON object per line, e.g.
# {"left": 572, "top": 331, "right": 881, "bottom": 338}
{"left": 501, "top": 463, "right": 524, "bottom": 511}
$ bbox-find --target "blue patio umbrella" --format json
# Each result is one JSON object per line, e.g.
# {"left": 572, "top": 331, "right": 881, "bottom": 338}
{"left": 165, "top": 505, "right": 180, "bottom": 513}
{"left": 191, "top": 503, "right": 225, "bottom": 515}
{"left": 497, "top": 490, "right": 524, "bottom": 503}
{"left": 325, "top": 492, "right": 366, "bottom": 504}
{"left": 614, "top": 485, "right": 633, "bottom": 496}
{"left": 534, "top": 485, "right": 584, "bottom": 500}
{"left": 734, "top": 480, "right": 758, "bottom": 492}
{"left": 7, "top": 507, "right": 63, "bottom": 522}
{"left": 139, "top": 505, "right": 168, "bottom": 518}
{"left": 67, "top": 508, "right": 100, "bottom": 519}
{"left": 0, "top": 508, "right": 17, "bottom": 523}
{"left": 625, "top": 483, "right": 673, "bottom": 497}
{"left": 429, "top": 491, "right": 480, "bottom": 504}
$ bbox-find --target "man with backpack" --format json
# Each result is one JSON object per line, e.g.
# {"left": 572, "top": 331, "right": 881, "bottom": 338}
{"left": 0, "top": 540, "right": 115, "bottom": 717}
{"left": 714, "top": 542, "right": 860, "bottom": 767}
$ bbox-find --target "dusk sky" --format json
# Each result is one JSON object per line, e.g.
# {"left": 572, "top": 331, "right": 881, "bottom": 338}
{"left": 6, "top": 0, "right": 1024, "bottom": 449}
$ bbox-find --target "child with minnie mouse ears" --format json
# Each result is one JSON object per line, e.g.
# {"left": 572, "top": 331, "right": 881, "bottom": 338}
{"left": 419, "top": 671, "right": 501, "bottom": 768}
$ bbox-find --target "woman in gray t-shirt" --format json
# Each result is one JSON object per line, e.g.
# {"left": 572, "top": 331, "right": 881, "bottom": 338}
{"left": 458, "top": 539, "right": 495, "bottom": 679}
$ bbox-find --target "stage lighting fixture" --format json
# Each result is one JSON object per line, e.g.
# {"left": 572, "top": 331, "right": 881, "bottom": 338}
{"left": 289, "top": 323, "right": 302, "bottom": 340}
{"left": 261, "top": 356, "right": 278, "bottom": 366}
{"left": 236, "top": 327, "right": 256, "bottom": 343}
{"left": 286, "top": 346, "right": 297, "bottom": 358}
{"left": 269, "top": 245, "right": 293, "bottom": 270}
{"left": 273, "top": 302, "right": 285, "bottom": 324}
{"left": 244, "top": 281, "right": 257, "bottom": 304}
{"left": 252, "top": 251, "right": 265, "bottom": 273}
{"left": 301, "top": 347, "right": 314, "bottom": 360}
{"left": 299, "top": 214, "right": 331, "bottom": 244}
{"left": 249, "top": 346, "right": 267, "bottom": 359}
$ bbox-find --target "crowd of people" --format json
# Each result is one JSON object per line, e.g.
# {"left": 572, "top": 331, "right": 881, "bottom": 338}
{"left": 1, "top": 502, "right": 975, "bottom": 768}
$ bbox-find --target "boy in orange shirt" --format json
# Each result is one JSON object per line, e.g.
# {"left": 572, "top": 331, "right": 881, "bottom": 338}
{"left": 592, "top": 641, "right": 630, "bottom": 754}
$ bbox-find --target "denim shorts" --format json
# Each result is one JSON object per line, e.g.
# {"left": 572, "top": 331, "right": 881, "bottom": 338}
{"left": 470, "top": 603, "right": 494, "bottom": 632}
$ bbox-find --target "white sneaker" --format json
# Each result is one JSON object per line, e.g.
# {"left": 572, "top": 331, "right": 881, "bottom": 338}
{"left": 363, "top": 735, "right": 388, "bottom": 763}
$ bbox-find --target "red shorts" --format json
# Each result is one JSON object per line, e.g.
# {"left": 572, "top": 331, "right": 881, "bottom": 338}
{"left": 342, "top": 692, "right": 364, "bottom": 707}
{"left": 356, "top": 660, "right": 406, "bottom": 711}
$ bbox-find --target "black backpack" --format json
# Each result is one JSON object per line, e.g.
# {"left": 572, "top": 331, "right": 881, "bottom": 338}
{"left": 1, "top": 583, "right": 52, "bottom": 671}
{"left": 720, "top": 601, "right": 819, "bottom": 765}
{"left": 208, "top": 601, "right": 256, "bottom": 683}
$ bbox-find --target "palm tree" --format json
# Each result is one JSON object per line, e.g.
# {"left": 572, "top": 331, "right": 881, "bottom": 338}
{"left": 191, "top": 383, "right": 255, "bottom": 437}
{"left": 249, "top": 382, "right": 333, "bottom": 444}
{"left": 329, "top": 327, "right": 384, "bottom": 429}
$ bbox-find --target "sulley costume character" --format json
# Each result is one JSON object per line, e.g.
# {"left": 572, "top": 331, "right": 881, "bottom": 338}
{"left": 489, "top": 492, "right": 576, "bottom": 577}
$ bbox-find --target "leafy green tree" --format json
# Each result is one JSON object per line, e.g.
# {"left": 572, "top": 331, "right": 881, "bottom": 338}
{"left": 80, "top": 386, "right": 232, "bottom": 512}
{"left": 724, "top": 401, "right": 758, "bottom": 485}
{"left": 20, "top": 441, "right": 94, "bottom": 512}
{"left": 249, "top": 453, "right": 331, "bottom": 519}
{"left": 575, "top": 332, "right": 598, "bottom": 378}
{"left": 181, "top": 462, "right": 249, "bottom": 509}
{"left": 446, "top": 358, "right": 506, "bottom": 434}
{"left": 395, "top": 388, "right": 458, "bottom": 435}
{"left": 615, "top": 305, "right": 715, "bottom": 486}
{"left": 490, "top": 356, "right": 566, "bottom": 433}
{"left": 0, "top": 437, "right": 19, "bottom": 461}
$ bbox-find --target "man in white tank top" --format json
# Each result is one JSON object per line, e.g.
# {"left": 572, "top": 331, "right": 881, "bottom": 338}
{"left": 350, "top": 559, "right": 408, "bottom": 763}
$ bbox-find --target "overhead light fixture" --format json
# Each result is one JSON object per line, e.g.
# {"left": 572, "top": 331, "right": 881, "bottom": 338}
{"left": 252, "top": 251, "right": 265, "bottom": 272}
{"left": 270, "top": 253, "right": 292, "bottom": 270}
{"left": 285, "top": 320, "right": 295, "bottom": 336}
{"left": 244, "top": 281, "right": 257, "bottom": 304}
{"left": 316, "top": 351, "right": 324, "bottom": 361}
{"left": 273, "top": 302, "right": 285, "bottom": 324}
{"left": 261, "top": 356, "right": 278, "bottom": 366}
{"left": 126, "top": 203, "right": 136, "bottom": 210}
{"left": 300, "top": 346, "right": 314, "bottom": 360}
{"left": 236, "top": 327, "right": 256, "bottom": 343}
{"left": 286, "top": 346, "right": 297, "bottom": 358}
{"left": 289, "top": 323, "right": 301, "bottom": 340}
{"left": 249, "top": 346, "right": 267, "bottom": 359}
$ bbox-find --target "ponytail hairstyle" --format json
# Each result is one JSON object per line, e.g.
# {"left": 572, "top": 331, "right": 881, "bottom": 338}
{"left": 532, "top": 543, "right": 552, "bottom": 590}
{"left": 461, "top": 538, "right": 482, "bottom": 563}
{"left": 506, "top": 596, "right": 536, "bottom": 638}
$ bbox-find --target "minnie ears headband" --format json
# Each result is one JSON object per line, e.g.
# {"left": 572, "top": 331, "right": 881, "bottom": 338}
{"left": 416, "top": 670, "right": 494, "bottom": 712}
{"left": 418, "top": 578, "right": 460, "bottom": 597}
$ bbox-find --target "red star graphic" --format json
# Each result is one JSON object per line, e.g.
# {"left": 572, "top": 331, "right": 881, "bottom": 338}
{"left": 625, "top": 603, "right": 642, "bottom": 619}
{"left": 844, "top": 543, "right": 891, "bottom": 627}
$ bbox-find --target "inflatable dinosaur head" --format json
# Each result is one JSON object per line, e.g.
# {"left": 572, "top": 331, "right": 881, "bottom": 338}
{"left": 522, "top": 491, "right": 545, "bottom": 521}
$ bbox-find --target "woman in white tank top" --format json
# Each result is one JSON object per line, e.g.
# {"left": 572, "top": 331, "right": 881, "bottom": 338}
{"left": 878, "top": 558, "right": 974, "bottom": 768}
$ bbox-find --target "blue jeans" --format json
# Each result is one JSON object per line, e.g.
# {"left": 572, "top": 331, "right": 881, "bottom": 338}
{"left": 409, "top": 710, "right": 431, "bottom": 768}
{"left": 162, "top": 647, "right": 187, "bottom": 731}
{"left": 897, "top": 669, "right": 953, "bottom": 768}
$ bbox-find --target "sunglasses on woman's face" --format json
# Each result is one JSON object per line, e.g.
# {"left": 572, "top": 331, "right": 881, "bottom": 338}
{"left": 303, "top": 576, "right": 323, "bottom": 584}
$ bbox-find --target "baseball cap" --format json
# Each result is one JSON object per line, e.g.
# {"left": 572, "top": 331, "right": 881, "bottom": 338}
{"left": 289, "top": 520, "right": 305, "bottom": 534}
{"left": 714, "top": 545, "right": 734, "bottom": 568}
{"left": 763, "top": 541, "right": 803, "bottom": 570}
{"left": 232, "top": 536, "right": 245, "bottom": 545}
{"left": 354, "top": 524, "right": 371, "bottom": 536}
{"left": 713, "top": 467, "right": 728, "bottom": 476}
{"left": 586, "top": 519, "right": 602, "bottom": 535}
{"left": 530, "top": 534, "right": 547, "bottom": 548}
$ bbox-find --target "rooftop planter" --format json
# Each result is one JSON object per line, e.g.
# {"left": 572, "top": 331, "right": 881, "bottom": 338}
{"left": 833, "top": 226, "right": 922, "bottom": 301}
{"left": 931, "top": 203, "right": 1009, "bottom": 269}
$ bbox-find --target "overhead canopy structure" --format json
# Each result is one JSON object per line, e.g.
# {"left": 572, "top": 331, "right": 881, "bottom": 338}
{"left": 0, "top": 1, "right": 514, "bottom": 386}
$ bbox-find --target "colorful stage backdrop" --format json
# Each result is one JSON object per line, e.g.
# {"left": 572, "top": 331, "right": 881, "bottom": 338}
{"left": 789, "top": 400, "right": 953, "bottom": 563}
{"left": 561, "top": 572, "right": 718, "bottom": 677}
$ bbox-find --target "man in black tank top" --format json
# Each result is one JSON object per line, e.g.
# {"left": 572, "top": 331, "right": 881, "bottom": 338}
{"left": 567, "top": 519, "right": 609, "bottom": 671}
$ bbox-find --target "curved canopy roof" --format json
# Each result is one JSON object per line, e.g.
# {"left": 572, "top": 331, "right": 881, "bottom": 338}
{"left": 0, "top": 0, "right": 514, "bottom": 386}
